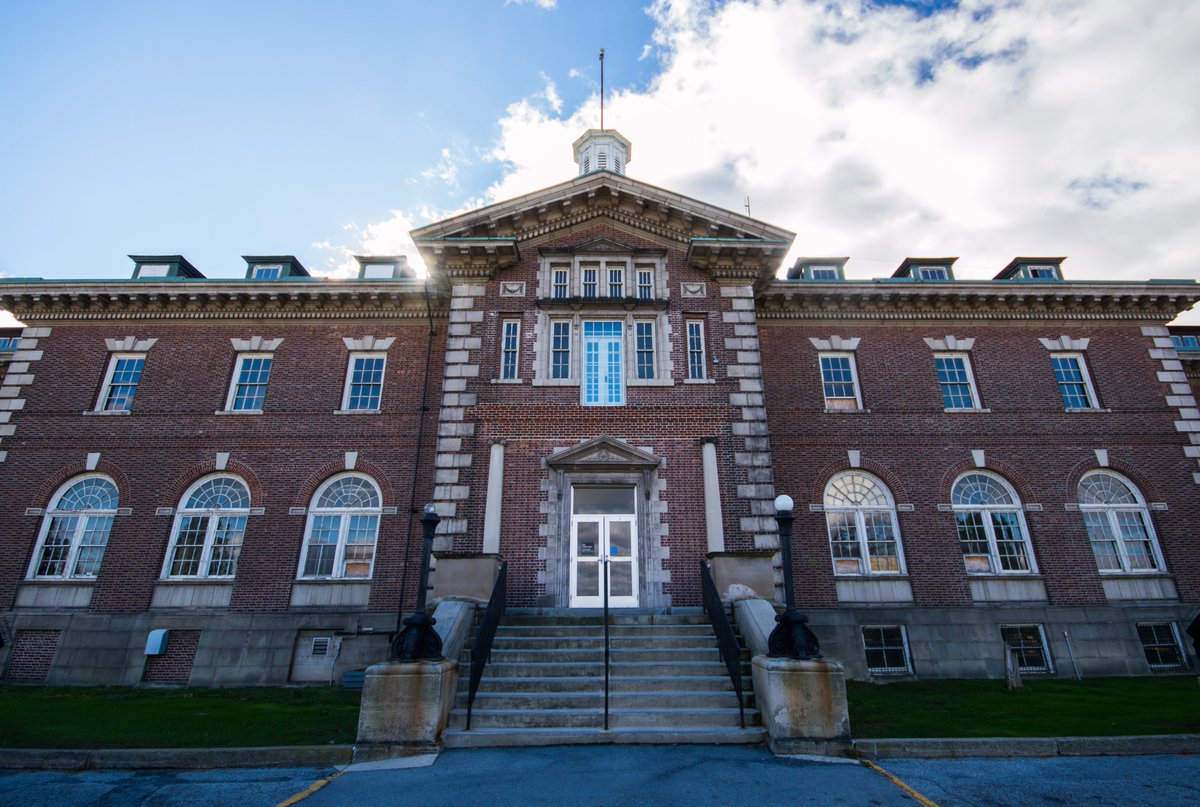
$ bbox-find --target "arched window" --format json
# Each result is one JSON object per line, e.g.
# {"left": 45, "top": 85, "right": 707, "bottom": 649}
{"left": 162, "top": 475, "right": 251, "bottom": 579}
{"left": 1078, "top": 471, "right": 1163, "bottom": 573}
{"left": 824, "top": 472, "right": 904, "bottom": 575}
{"left": 28, "top": 476, "right": 118, "bottom": 579}
{"left": 299, "top": 474, "right": 381, "bottom": 579}
{"left": 951, "top": 472, "right": 1036, "bottom": 574}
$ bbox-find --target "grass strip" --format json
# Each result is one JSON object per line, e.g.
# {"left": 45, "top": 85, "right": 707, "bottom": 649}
{"left": 847, "top": 676, "right": 1200, "bottom": 738}
{"left": 0, "top": 685, "right": 361, "bottom": 749}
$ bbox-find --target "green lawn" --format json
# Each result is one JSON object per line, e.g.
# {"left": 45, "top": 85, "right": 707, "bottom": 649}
{"left": 0, "top": 685, "right": 362, "bottom": 749}
{"left": 847, "top": 676, "right": 1200, "bottom": 738}
{"left": 2, "top": 677, "right": 1198, "bottom": 748}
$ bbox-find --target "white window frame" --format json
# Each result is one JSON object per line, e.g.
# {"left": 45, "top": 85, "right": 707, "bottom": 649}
{"left": 824, "top": 472, "right": 906, "bottom": 576}
{"left": 581, "top": 265, "right": 599, "bottom": 298}
{"left": 340, "top": 352, "right": 387, "bottom": 412}
{"left": 686, "top": 319, "right": 707, "bottom": 381}
{"left": 95, "top": 352, "right": 146, "bottom": 412}
{"left": 298, "top": 473, "right": 383, "bottom": 580}
{"left": 500, "top": 318, "right": 521, "bottom": 381}
{"left": 819, "top": 352, "right": 863, "bottom": 411}
{"left": 637, "top": 267, "right": 654, "bottom": 300}
{"left": 1050, "top": 352, "right": 1099, "bottom": 410}
{"left": 607, "top": 264, "right": 625, "bottom": 298}
{"left": 160, "top": 474, "right": 251, "bottom": 580}
{"left": 549, "top": 319, "right": 572, "bottom": 381}
{"left": 1136, "top": 622, "right": 1188, "bottom": 670}
{"left": 552, "top": 267, "right": 570, "bottom": 299}
{"left": 26, "top": 475, "right": 119, "bottom": 580}
{"left": 1078, "top": 470, "right": 1165, "bottom": 574}
{"left": 861, "top": 625, "right": 913, "bottom": 675}
{"left": 916, "top": 266, "right": 950, "bottom": 281}
{"left": 951, "top": 471, "right": 1038, "bottom": 575}
{"left": 1000, "top": 624, "right": 1054, "bottom": 673}
{"left": 634, "top": 320, "right": 656, "bottom": 381}
{"left": 934, "top": 352, "right": 982, "bottom": 411}
{"left": 224, "top": 353, "right": 274, "bottom": 413}
{"left": 252, "top": 264, "right": 282, "bottom": 279}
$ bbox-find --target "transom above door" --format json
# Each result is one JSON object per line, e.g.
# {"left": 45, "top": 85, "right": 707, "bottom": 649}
{"left": 569, "top": 486, "right": 638, "bottom": 608}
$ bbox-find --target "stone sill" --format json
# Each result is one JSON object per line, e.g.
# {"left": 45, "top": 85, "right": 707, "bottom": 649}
{"left": 214, "top": 409, "right": 263, "bottom": 416}
{"left": 824, "top": 407, "right": 871, "bottom": 414}
{"left": 82, "top": 410, "right": 131, "bottom": 416}
{"left": 489, "top": 378, "right": 525, "bottom": 385}
{"left": 629, "top": 379, "right": 675, "bottom": 387}
{"left": 332, "top": 409, "right": 381, "bottom": 415}
{"left": 1065, "top": 407, "right": 1112, "bottom": 413}
{"left": 683, "top": 378, "right": 715, "bottom": 385}
{"left": 944, "top": 408, "right": 992, "bottom": 414}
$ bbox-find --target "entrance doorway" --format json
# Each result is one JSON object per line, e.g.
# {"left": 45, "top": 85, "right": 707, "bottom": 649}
{"left": 569, "top": 486, "right": 638, "bottom": 608}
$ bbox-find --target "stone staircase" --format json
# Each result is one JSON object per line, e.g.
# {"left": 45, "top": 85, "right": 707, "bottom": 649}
{"left": 441, "top": 611, "right": 763, "bottom": 748}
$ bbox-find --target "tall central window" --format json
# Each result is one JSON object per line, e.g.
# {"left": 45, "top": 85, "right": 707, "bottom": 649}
{"left": 687, "top": 320, "right": 706, "bottom": 380}
{"left": 163, "top": 475, "right": 250, "bottom": 579}
{"left": 300, "top": 474, "right": 382, "bottom": 579}
{"left": 500, "top": 319, "right": 520, "bottom": 380}
{"left": 820, "top": 353, "right": 862, "bottom": 410}
{"left": 824, "top": 472, "right": 904, "bottom": 575}
{"left": 952, "top": 472, "right": 1036, "bottom": 574}
{"left": 551, "top": 321, "right": 571, "bottom": 379}
{"left": 582, "top": 321, "right": 624, "bottom": 406}
{"left": 635, "top": 321, "right": 655, "bottom": 380}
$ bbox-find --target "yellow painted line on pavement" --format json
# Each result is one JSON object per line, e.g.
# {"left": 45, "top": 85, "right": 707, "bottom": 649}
{"left": 861, "top": 759, "right": 940, "bottom": 807}
{"left": 276, "top": 768, "right": 346, "bottom": 807}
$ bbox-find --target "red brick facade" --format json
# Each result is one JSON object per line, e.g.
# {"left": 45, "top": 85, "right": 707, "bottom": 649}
{"left": 1, "top": 155, "right": 1198, "bottom": 683}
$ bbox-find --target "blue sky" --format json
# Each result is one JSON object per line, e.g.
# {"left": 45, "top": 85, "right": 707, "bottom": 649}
{"left": 2, "top": 1, "right": 1199, "bottom": 322}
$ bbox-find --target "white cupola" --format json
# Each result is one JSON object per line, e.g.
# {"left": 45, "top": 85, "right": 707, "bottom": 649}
{"left": 573, "top": 129, "right": 632, "bottom": 176}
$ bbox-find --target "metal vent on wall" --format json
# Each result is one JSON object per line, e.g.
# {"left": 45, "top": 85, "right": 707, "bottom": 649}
{"left": 311, "top": 637, "right": 331, "bottom": 657}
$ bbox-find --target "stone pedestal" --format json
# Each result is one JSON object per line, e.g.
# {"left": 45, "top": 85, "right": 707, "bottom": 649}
{"left": 751, "top": 655, "right": 851, "bottom": 756}
{"left": 708, "top": 552, "right": 777, "bottom": 602}
{"left": 431, "top": 554, "right": 503, "bottom": 605}
{"left": 354, "top": 659, "right": 458, "bottom": 760}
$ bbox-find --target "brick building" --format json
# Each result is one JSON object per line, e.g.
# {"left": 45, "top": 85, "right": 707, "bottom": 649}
{"left": 1, "top": 129, "right": 1198, "bottom": 686}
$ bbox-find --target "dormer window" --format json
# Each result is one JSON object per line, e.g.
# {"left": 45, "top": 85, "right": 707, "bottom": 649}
{"left": 138, "top": 264, "right": 170, "bottom": 278}
{"left": 994, "top": 257, "right": 1066, "bottom": 282}
{"left": 253, "top": 265, "right": 282, "bottom": 280}
{"left": 787, "top": 258, "right": 848, "bottom": 282}
{"left": 916, "top": 266, "right": 950, "bottom": 281}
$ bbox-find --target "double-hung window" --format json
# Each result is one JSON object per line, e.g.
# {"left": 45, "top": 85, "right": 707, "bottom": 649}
{"left": 28, "top": 476, "right": 118, "bottom": 580}
{"left": 162, "top": 475, "right": 250, "bottom": 579}
{"left": 820, "top": 353, "right": 862, "bottom": 410}
{"left": 552, "top": 267, "right": 569, "bottom": 299}
{"left": 635, "top": 321, "right": 655, "bottom": 380}
{"left": 96, "top": 354, "right": 145, "bottom": 412}
{"left": 686, "top": 320, "right": 706, "bottom": 380}
{"left": 608, "top": 266, "right": 625, "bottom": 298}
{"left": 342, "top": 353, "right": 386, "bottom": 411}
{"left": 824, "top": 472, "right": 904, "bottom": 575}
{"left": 582, "top": 266, "right": 598, "bottom": 298}
{"left": 550, "top": 321, "right": 572, "bottom": 380}
{"left": 1137, "top": 623, "right": 1187, "bottom": 670}
{"left": 299, "top": 474, "right": 382, "bottom": 579}
{"left": 952, "top": 472, "right": 1036, "bottom": 574}
{"left": 225, "top": 354, "right": 273, "bottom": 412}
{"left": 637, "top": 268, "right": 654, "bottom": 300}
{"left": 582, "top": 321, "right": 624, "bottom": 406}
{"left": 934, "top": 353, "right": 980, "bottom": 410}
{"left": 1051, "top": 353, "right": 1098, "bottom": 409}
{"left": 1078, "top": 471, "right": 1163, "bottom": 573}
{"left": 500, "top": 319, "right": 521, "bottom": 380}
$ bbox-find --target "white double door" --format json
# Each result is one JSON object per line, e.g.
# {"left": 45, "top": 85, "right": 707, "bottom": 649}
{"left": 569, "top": 487, "right": 638, "bottom": 608}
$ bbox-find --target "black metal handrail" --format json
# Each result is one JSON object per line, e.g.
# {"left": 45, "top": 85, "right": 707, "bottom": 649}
{"left": 700, "top": 560, "right": 746, "bottom": 728}
{"left": 465, "top": 561, "right": 507, "bottom": 730}
{"left": 602, "top": 557, "right": 610, "bottom": 730}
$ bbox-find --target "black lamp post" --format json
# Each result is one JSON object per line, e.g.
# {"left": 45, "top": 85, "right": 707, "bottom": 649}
{"left": 767, "top": 494, "right": 821, "bottom": 659}
{"left": 390, "top": 503, "right": 444, "bottom": 661}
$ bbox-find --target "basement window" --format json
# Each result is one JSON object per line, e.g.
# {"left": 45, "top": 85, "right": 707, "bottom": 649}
{"left": 1137, "top": 623, "right": 1187, "bottom": 670}
{"left": 1000, "top": 624, "right": 1053, "bottom": 673}
{"left": 861, "top": 626, "right": 912, "bottom": 674}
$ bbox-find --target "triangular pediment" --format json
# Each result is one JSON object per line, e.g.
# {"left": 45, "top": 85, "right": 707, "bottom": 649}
{"left": 412, "top": 171, "right": 795, "bottom": 285}
{"left": 546, "top": 434, "right": 661, "bottom": 471}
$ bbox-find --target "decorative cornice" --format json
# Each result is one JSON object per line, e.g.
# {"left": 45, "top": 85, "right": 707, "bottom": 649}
{"left": 756, "top": 280, "right": 1200, "bottom": 322}
{"left": 0, "top": 281, "right": 445, "bottom": 322}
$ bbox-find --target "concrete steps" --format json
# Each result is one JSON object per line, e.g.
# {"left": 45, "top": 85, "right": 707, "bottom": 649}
{"left": 442, "top": 612, "right": 761, "bottom": 748}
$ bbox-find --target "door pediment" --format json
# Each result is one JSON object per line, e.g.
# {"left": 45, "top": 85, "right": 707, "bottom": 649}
{"left": 546, "top": 434, "right": 661, "bottom": 473}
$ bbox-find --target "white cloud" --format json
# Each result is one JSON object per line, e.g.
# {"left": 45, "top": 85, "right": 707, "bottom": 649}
{"left": 347, "top": 0, "right": 1200, "bottom": 318}
{"left": 504, "top": 0, "right": 557, "bottom": 9}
